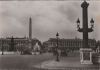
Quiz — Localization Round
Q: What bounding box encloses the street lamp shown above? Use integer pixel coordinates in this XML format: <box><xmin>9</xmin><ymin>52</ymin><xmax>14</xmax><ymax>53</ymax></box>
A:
<box><xmin>2</xmin><ymin>40</ymin><xmax>4</xmax><ymax>55</ymax></box>
<box><xmin>90</xmin><ymin>18</ymin><xmax>94</xmax><ymax>29</ymax></box>
<box><xmin>56</xmin><ymin>32</ymin><xmax>59</xmax><ymax>61</ymax></box>
<box><xmin>76</xmin><ymin>1</ymin><xmax>94</xmax><ymax>64</ymax></box>
<box><xmin>76</xmin><ymin>18</ymin><xmax>80</xmax><ymax>29</ymax></box>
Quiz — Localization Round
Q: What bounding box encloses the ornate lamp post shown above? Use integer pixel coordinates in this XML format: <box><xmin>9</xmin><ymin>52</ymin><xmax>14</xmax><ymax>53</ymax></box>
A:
<box><xmin>2</xmin><ymin>40</ymin><xmax>4</xmax><ymax>55</ymax></box>
<box><xmin>56</xmin><ymin>32</ymin><xmax>59</xmax><ymax>61</ymax></box>
<box><xmin>76</xmin><ymin>0</ymin><xmax>94</xmax><ymax>64</ymax></box>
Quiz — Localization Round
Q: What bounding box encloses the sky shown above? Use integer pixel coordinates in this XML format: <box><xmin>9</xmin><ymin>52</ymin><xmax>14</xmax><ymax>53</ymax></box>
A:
<box><xmin>0</xmin><ymin>0</ymin><xmax>100</xmax><ymax>42</ymax></box>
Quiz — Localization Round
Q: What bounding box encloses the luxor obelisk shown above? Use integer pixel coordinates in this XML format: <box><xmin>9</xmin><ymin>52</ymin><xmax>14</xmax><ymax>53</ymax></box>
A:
<box><xmin>29</xmin><ymin>17</ymin><xmax>32</xmax><ymax>50</ymax></box>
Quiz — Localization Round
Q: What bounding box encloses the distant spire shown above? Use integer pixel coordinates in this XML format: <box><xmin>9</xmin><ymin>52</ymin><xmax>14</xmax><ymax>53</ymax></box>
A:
<box><xmin>29</xmin><ymin>17</ymin><xmax>32</xmax><ymax>40</ymax></box>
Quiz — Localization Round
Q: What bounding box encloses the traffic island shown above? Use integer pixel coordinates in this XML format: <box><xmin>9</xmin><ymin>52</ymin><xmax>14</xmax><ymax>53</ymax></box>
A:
<box><xmin>33</xmin><ymin>56</ymin><xmax>100</xmax><ymax>70</ymax></box>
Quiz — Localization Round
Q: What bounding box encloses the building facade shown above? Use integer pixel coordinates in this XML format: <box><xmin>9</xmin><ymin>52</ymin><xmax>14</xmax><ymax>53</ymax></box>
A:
<box><xmin>0</xmin><ymin>37</ymin><xmax>42</xmax><ymax>52</ymax></box>
<box><xmin>43</xmin><ymin>38</ymin><xmax>97</xmax><ymax>52</ymax></box>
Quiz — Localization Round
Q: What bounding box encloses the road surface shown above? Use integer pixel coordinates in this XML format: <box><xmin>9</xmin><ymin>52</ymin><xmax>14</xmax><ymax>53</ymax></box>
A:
<box><xmin>0</xmin><ymin>53</ymin><xmax>54</xmax><ymax>70</ymax></box>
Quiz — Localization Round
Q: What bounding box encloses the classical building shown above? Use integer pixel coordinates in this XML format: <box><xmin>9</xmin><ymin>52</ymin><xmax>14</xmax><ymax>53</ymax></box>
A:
<box><xmin>43</xmin><ymin>38</ymin><xmax>96</xmax><ymax>52</ymax></box>
<box><xmin>0</xmin><ymin>37</ymin><xmax>42</xmax><ymax>52</ymax></box>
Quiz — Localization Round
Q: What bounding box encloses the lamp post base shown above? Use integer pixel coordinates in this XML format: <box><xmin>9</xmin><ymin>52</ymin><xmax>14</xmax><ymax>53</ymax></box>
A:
<box><xmin>80</xmin><ymin>48</ymin><xmax>93</xmax><ymax>64</ymax></box>
<box><xmin>56</xmin><ymin>59</ymin><xmax>59</xmax><ymax>62</ymax></box>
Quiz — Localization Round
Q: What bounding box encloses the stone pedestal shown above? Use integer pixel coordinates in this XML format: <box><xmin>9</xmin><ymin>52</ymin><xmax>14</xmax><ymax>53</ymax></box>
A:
<box><xmin>80</xmin><ymin>48</ymin><xmax>93</xmax><ymax>64</ymax></box>
<box><xmin>92</xmin><ymin>52</ymin><xmax>100</xmax><ymax>64</ymax></box>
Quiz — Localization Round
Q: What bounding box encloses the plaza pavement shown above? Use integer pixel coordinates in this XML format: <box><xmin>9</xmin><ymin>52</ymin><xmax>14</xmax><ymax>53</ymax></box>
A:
<box><xmin>0</xmin><ymin>52</ymin><xmax>99</xmax><ymax>70</ymax></box>
<box><xmin>34</xmin><ymin>56</ymin><xmax>100</xmax><ymax>70</ymax></box>
<box><xmin>0</xmin><ymin>53</ymin><xmax>54</xmax><ymax>70</ymax></box>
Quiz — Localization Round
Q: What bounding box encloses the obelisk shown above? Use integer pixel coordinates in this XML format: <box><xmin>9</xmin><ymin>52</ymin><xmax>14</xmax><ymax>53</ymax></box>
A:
<box><xmin>29</xmin><ymin>17</ymin><xmax>32</xmax><ymax>40</ymax></box>
<box><xmin>29</xmin><ymin>17</ymin><xmax>32</xmax><ymax>49</ymax></box>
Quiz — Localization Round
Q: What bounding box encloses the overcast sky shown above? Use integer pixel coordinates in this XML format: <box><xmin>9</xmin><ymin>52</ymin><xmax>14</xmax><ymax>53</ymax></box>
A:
<box><xmin>0</xmin><ymin>1</ymin><xmax>100</xmax><ymax>42</ymax></box>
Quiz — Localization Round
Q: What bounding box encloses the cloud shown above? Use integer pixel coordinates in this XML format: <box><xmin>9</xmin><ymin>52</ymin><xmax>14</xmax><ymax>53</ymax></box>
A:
<box><xmin>0</xmin><ymin>1</ymin><xmax>100</xmax><ymax>42</ymax></box>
